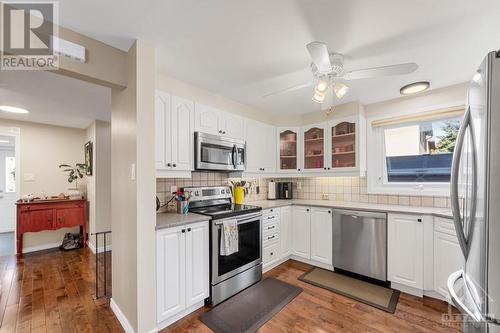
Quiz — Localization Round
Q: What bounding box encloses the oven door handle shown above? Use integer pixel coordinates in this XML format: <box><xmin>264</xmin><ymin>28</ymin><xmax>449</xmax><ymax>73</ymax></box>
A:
<box><xmin>214</xmin><ymin>214</ymin><xmax>261</xmax><ymax>226</ymax></box>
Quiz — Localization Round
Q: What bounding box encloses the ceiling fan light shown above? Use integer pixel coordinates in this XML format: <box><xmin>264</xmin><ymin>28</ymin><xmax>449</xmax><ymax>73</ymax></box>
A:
<box><xmin>400</xmin><ymin>81</ymin><xmax>430</xmax><ymax>95</ymax></box>
<box><xmin>333</xmin><ymin>83</ymin><xmax>349</xmax><ymax>99</ymax></box>
<box><xmin>315</xmin><ymin>80</ymin><xmax>329</xmax><ymax>93</ymax></box>
<box><xmin>312</xmin><ymin>91</ymin><xmax>327</xmax><ymax>103</ymax></box>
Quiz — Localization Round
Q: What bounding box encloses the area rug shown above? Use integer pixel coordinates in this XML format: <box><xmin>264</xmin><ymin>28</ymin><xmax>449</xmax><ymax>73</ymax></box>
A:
<box><xmin>298</xmin><ymin>267</ymin><xmax>400</xmax><ymax>313</ymax></box>
<box><xmin>199</xmin><ymin>277</ymin><xmax>302</xmax><ymax>333</ymax></box>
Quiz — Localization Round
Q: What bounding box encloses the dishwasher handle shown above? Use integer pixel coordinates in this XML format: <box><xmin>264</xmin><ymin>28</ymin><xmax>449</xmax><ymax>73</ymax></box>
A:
<box><xmin>331</xmin><ymin>209</ymin><xmax>387</xmax><ymax>220</ymax></box>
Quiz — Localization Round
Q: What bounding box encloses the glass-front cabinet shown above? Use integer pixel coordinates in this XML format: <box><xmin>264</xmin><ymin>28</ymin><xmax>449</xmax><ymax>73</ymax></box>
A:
<box><xmin>302</xmin><ymin>124</ymin><xmax>327</xmax><ymax>172</ymax></box>
<box><xmin>277</xmin><ymin>128</ymin><xmax>300</xmax><ymax>172</ymax></box>
<box><xmin>327</xmin><ymin>115</ymin><xmax>366</xmax><ymax>175</ymax></box>
<box><xmin>331</xmin><ymin>121</ymin><xmax>356</xmax><ymax>168</ymax></box>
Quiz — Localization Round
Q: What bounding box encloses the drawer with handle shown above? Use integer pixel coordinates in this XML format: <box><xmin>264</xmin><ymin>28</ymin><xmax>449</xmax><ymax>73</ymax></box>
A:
<box><xmin>263</xmin><ymin>243</ymin><xmax>280</xmax><ymax>264</ymax></box>
<box><xmin>263</xmin><ymin>231</ymin><xmax>279</xmax><ymax>246</ymax></box>
<box><xmin>263</xmin><ymin>221</ymin><xmax>279</xmax><ymax>237</ymax></box>
<box><xmin>263</xmin><ymin>208</ymin><xmax>280</xmax><ymax>219</ymax></box>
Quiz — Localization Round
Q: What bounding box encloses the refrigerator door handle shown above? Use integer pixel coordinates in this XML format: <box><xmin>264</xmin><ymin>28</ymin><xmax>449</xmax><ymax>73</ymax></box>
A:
<box><xmin>447</xmin><ymin>269</ymin><xmax>483</xmax><ymax>323</ymax></box>
<box><xmin>450</xmin><ymin>107</ymin><xmax>471</xmax><ymax>258</ymax></box>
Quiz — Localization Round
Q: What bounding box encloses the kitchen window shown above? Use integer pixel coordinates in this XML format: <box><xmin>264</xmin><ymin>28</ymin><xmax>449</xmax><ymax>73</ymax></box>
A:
<box><xmin>367</xmin><ymin>106</ymin><xmax>464</xmax><ymax>196</ymax></box>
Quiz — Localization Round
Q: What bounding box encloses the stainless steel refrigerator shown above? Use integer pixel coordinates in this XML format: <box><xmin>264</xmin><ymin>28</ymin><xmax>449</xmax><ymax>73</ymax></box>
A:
<box><xmin>448</xmin><ymin>50</ymin><xmax>500</xmax><ymax>333</ymax></box>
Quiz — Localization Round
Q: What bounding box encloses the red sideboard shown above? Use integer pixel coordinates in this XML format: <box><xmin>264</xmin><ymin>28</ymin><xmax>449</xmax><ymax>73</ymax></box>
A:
<box><xmin>16</xmin><ymin>199</ymin><xmax>87</xmax><ymax>258</ymax></box>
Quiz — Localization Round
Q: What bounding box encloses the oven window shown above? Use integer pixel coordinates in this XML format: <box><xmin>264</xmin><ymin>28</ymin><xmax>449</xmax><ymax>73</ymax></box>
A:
<box><xmin>201</xmin><ymin>143</ymin><xmax>233</xmax><ymax>166</ymax></box>
<box><xmin>218</xmin><ymin>221</ymin><xmax>260</xmax><ymax>276</ymax></box>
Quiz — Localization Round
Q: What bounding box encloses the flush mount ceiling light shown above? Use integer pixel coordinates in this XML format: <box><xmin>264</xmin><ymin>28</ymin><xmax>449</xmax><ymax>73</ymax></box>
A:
<box><xmin>0</xmin><ymin>105</ymin><xmax>29</xmax><ymax>114</ymax></box>
<box><xmin>400</xmin><ymin>81</ymin><xmax>430</xmax><ymax>95</ymax></box>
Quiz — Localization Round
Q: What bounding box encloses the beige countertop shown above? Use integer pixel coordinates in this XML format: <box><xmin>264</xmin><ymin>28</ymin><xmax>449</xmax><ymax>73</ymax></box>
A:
<box><xmin>156</xmin><ymin>211</ymin><xmax>210</xmax><ymax>230</ymax></box>
<box><xmin>250</xmin><ymin>199</ymin><xmax>453</xmax><ymax>219</ymax></box>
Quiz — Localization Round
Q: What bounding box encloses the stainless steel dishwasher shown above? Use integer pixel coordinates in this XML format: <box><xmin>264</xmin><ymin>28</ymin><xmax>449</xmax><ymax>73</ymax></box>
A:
<box><xmin>332</xmin><ymin>209</ymin><xmax>387</xmax><ymax>281</ymax></box>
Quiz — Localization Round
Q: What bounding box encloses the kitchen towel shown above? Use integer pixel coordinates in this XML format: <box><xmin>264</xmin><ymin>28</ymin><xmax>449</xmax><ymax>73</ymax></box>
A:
<box><xmin>220</xmin><ymin>219</ymin><xmax>238</xmax><ymax>256</ymax></box>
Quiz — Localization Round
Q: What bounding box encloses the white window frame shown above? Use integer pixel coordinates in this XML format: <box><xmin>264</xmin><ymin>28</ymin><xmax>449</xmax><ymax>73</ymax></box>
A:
<box><xmin>367</xmin><ymin>104</ymin><xmax>464</xmax><ymax>197</ymax></box>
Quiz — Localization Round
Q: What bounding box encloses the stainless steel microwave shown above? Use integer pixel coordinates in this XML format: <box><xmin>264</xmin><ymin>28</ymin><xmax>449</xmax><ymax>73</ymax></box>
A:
<box><xmin>195</xmin><ymin>132</ymin><xmax>246</xmax><ymax>171</ymax></box>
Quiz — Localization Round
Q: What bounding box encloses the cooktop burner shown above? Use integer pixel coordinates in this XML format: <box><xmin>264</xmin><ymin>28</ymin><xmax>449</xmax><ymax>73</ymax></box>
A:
<box><xmin>190</xmin><ymin>203</ymin><xmax>261</xmax><ymax>219</ymax></box>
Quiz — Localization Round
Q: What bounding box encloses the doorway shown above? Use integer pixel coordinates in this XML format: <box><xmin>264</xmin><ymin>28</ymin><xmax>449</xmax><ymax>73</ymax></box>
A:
<box><xmin>0</xmin><ymin>131</ymin><xmax>19</xmax><ymax>256</ymax></box>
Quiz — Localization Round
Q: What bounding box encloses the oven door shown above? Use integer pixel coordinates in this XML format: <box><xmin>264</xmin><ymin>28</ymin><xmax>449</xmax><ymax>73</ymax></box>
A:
<box><xmin>211</xmin><ymin>212</ymin><xmax>262</xmax><ymax>284</ymax></box>
<box><xmin>195</xmin><ymin>132</ymin><xmax>246</xmax><ymax>171</ymax></box>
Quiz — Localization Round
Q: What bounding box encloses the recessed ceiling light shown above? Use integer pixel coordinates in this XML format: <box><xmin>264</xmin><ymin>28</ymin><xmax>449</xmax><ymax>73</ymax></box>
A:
<box><xmin>0</xmin><ymin>105</ymin><xmax>29</xmax><ymax>114</ymax></box>
<box><xmin>400</xmin><ymin>81</ymin><xmax>430</xmax><ymax>95</ymax></box>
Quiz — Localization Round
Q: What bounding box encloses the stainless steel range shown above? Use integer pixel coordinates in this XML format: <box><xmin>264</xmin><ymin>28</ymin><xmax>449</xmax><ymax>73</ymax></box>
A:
<box><xmin>185</xmin><ymin>186</ymin><xmax>262</xmax><ymax>305</ymax></box>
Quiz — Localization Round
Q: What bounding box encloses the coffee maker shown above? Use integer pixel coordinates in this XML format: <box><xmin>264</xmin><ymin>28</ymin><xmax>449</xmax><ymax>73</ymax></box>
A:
<box><xmin>268</xmin><ymin>181</ymin><xmax>293</xmax><ymax>200</ymax></box>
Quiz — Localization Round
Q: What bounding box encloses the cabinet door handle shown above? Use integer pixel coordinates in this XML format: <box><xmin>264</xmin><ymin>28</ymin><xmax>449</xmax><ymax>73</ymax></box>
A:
<box><xmin>267</xmin><ymin>226</ymin><xmax>275</xmax><ymax>230</ymax></box>
<box><xmin>218</xmin><ymin>130</ymin><xmax>222</xmax><ymax>134</ymax></box>
<box><xmin>267</xmin><ymin>235</ymin><xmax>275</xmax><ymax>240</ymax></box>
<box><xmin>306</xmin><ymin>208</ymin><xmax>310</xmax><ymax>212</ymax></box>
<box><xmin>223</xmin><ymin>131</ymin><xmax>226</xmax><ymax>134</ymax></box>
<box><xmin>187</xmin><ymin>228</ymin><xmax>191</xmax><ymax>232</ymax></box>
<box><xmin>298</xmin><ymin>168</ymin><xmax>301</xmax><ymax>171</ymax></box>
<box><xmin>181</xmin><ymin>229</ymin><xmax>186</xmax><ymax>233</ymax></box>
<box><xmin>328</xmin><ymin>210</ymin><xmax>331</xmax><ymax>214</ymax></box>
<box><xmin>167</xmin><ymin>163</ymin><xmax>171</xmax><ymax>167</ymax></box>
<box><xmin>270</xmin><ymin>252</ymin><xmax>274</xmax><ymax>256</ymax></box>
<box><xmin>172</xmin><ymin>163</ymin><xmax>177</xmax><ymax>168</ymax></box>
<box><xmin>417</xmin><ymin>218</ymin><xmax>422</xmax><ymax>223</ymax></box>
<box><xmin>324</xmin><ymin>167</ymin><xmax>326</xmax><ymax>170</ymax></box>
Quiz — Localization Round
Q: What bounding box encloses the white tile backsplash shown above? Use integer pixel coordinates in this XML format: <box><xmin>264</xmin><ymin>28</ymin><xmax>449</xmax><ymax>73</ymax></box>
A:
<box><xmin>157</xmin><ymin>175</ymin><xmax>451</xmax><ymax>210</ymax></box>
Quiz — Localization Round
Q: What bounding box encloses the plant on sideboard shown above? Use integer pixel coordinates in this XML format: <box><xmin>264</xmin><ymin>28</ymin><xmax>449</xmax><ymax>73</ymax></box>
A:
<box><xmin>59</xmin><ymin>163</ymin><xmax>87</xmax><ymax>199</ymax></box>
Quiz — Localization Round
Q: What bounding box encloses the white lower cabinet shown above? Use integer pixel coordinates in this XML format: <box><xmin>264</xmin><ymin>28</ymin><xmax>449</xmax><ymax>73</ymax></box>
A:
<box><xmin>157</xmin><ymin>222</ymin><xmax>209</xmax><ymax>327</ymax></box>
<box><xmin>387</xmin><ymin>213</ymin><xmax>424</xmax><ymax>290</ymax></box>
<box><xmin>292</xmin><ymin>206</ymin><xmax>311</xmax><ymax>259</ymax></box>
<box><xmin>433</xmin><ymin>217</ymin><xmax>464</xmax><ymax>300</ymax></box>
<box><xmin>310</xmin><ymin>207</ymin><xmax>333</xmax><ymax>265</ymax></box>
<box><xmin>280</xmin><ymin>206</ymin><xmax>292</xmax><ymax>257</ymax></box>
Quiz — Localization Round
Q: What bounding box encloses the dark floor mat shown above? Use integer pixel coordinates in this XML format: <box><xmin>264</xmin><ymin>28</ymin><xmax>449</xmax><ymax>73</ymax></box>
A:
<box><xmin>200</xmin><ymin>277</ymin><xmax>302</xmax><ymax>333</ymax></box>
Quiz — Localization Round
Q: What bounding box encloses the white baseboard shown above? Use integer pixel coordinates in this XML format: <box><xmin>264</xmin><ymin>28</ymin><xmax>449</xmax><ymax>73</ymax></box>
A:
<box><xmin>290</xmin><ymin>255</ymin><xmax>334</xmax><ymax>271</ymax></box>
<box><xmin>390</xmin><ymin>282</ymin><xmax>424</xmax><ymax>297</ymax></box>
<box><xmin>156</xmin><ymin>300</ymin><xmax>204</xmax><ymax>331</ymax></box>
<box><xmin>22</xmin><ymin>242</ymin><xmax>61</xmax><ymax>254</ymax></box>
<box><xmin>110</xmin><ymin>298</ymin><xmax>135</xmax><ymax>333</ymax></box>
<box><xmin>88</xmin><ymin>241</ymin><xmax>112</xmax><ymax>254</ymax></box>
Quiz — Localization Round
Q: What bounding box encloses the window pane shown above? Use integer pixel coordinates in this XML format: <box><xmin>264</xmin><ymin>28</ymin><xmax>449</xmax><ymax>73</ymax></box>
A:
<box><xmin>5</xmin><ymin>156</ymin><xmax>15</xmax><ymax>192</ymax></box>
<box><xmin>384</xmin><ymin>117</ymin><xmax>461</xmax><ymax>183</ymax></box>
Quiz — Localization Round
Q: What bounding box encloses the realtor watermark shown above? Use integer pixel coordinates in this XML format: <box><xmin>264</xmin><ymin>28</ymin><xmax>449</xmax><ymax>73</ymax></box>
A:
<box><xmin>0</xmin><ymin>1</ymin><xmax>59</xmax><ymax>70</ymax></box>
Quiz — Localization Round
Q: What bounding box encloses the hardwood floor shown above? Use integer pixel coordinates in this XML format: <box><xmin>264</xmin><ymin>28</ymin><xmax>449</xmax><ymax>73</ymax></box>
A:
<box><xmin>1</xmin><ymin>250</ymin><xmax>460</xmax><ymax>333</ymax></box>
<box><xmin>162</xmin><ymin>260</ymin><xmax>461</xmax><ymax>333</ymax></box>
<box><xmin>0</xmin><ymin>248</ymin><xmax>121</xmax><ymax>333</ymax></box>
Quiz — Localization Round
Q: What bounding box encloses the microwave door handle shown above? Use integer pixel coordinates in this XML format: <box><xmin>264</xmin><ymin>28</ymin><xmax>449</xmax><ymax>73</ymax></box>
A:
<box><xmin>231</xmin><ymin>145</ymin><xmax>237</xmax><ymax>168</ymax></box>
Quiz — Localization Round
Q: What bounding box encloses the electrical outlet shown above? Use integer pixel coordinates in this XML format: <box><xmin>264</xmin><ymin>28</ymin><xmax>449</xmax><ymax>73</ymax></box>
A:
<box><xmin>322</xmin><ymin>193</ymin><xmax>329</xmax><ymax>200</ymax></box>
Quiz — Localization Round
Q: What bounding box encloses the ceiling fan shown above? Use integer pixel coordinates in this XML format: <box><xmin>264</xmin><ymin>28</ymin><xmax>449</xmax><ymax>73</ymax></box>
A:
<box><xmin>263</xmin><ymin>41</ymin><xmax>418</xmax><ymax>103</ymax></box>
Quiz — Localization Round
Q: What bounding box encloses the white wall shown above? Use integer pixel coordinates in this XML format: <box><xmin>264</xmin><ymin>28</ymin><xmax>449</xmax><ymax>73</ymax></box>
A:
<box><xmin>0</xmin><ymin>119</ymin><xmax>86</xmax><ymax>251</ymax></box>
<box><xmin>85</xmin><ymin>120</ymin><xmax>111</xmax><ymax>251</ymax></box>
<box><xmin>111</xmin><ymin>41</ymin><xmax>156</xmax><ymax>333</ymax></box>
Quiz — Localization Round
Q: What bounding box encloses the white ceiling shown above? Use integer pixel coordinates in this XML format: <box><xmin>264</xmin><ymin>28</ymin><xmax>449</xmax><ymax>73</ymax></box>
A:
<box><xmin>55</xmin><ymin>1</ymin><xmax>500</xmax><ymax>115</ymax></box>
<box><xmin>0</xmin><ymin>71</ymin><xmax>111</xmax><ymax>129</ymax></box>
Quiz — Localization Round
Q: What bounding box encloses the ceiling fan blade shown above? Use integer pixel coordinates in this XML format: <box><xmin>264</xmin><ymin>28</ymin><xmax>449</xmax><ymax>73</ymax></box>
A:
<box><xmin>344</xmin><ymin>62</ymin><xmax>418</xmax><ymax>80</ymax></box>
<box><xmin>262</xmin><ymin>81</ymin><xmax>314</xmax><ymax>98</ymax></box>
<box><xmin>306</xmin><ymin>41</ymin><xmax>332</xmax><ymax>74</ymax></box>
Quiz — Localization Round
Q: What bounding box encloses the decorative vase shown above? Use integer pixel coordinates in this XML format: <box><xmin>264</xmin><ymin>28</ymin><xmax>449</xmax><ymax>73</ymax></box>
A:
<box><xmin>67</xmin><ymin>188</ymin><xmax>84</xmax><ymax>200</ymax></box>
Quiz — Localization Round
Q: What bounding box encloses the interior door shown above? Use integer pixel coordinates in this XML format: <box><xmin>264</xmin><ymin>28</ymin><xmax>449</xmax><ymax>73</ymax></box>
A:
<box><xmin>0</xmin><ymin>144</ymin><xmax>16</xmax><ymax>232</ymax></box>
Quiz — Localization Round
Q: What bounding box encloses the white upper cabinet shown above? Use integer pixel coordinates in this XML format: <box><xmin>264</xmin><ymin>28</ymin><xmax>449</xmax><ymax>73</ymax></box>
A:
<box><xmin>387</xmin><ymin>213</ymin><xmax>424</xmax><ymax>290</ymax></box>
<box><xmin>171</xmin><ymin>96</ymin><xmax>194</xmax><ymax>171</ymax></box>
<box><xmin>194</xmin><ymin>103</ymin><xmax>221</xmax><ymax>136</ymax></box>
<box><xmin>277</xmin><ymin>127</ymin><xmax>301</xmax><ymax>173</ymax></box>
<box><xmin>301</xmin><ymin>123</ymin><xmax>328</xmax><ymax>172</ymax></box>
<box><xmin>310</xmin><ymin>207</ymin><xmax>333</xmax><ymax>265</ymax></box>
<box><xmin>327</xmin><ymin>114</ymin><xmax>366</xmax><ymax>175</ymax></box>
<box><xmin>155</xmin><ymin>91</ymin><xmax>194</xmax><ymax>175</ymax></box>
<box><xmin>244</xmin><ymin>119</ymin><xmax>275</xmax><ymax>173</ymax></box>
<box><xmin>194</xmin><ymin>103</ymin><xmax>244</xmax><ymax>140</ymax></box>
<box><xmin>221</xmin><ymin>112</ymin><xmax>244</xmax><ymax>139</ymax></box>
<box><xmin>155</xmin><ymin>91</ymin><xmax>171</xmax><ymax>169</ymax></box>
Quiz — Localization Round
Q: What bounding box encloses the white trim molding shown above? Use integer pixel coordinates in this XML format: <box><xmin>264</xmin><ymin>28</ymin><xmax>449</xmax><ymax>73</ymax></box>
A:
<box><xmin>22</xmin><ymin>242</ymin><xmax>60</xmax><ymax>254</ymax></box>
<box><xmin>110</xmin><ymin>298</ymin><xmax>135</xmax><ymax>333</ymax></box>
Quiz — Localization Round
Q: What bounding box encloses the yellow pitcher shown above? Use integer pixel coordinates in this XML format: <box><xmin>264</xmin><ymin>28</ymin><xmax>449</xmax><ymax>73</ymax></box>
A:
<box><xmin>233</xmin><ymin>186</ymin><xmax>244</xmax><ymax>204</ymax></box>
